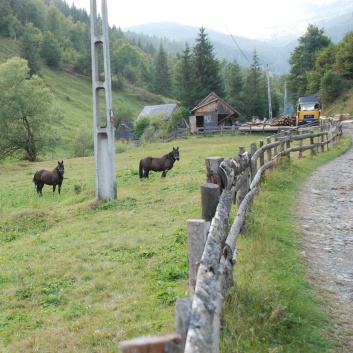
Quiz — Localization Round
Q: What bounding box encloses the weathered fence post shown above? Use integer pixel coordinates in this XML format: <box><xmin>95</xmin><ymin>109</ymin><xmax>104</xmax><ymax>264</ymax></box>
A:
<box><xmin>310</xmin><ymin>128</ymin><xmax>315</xmax><ymax>155</ymax></box>
<box><xmin>187</xmin><ymin>219</ymin><xmax>208</xmax><ymax>299</ymax></box>
<box><xmin>298</xmin><ymin>129</ymin><xmax>303</xmax><ymax>158</ymax></box>
<box><xmin>205</xmin><ymin>157</ymin><xmax>224</xmax><ymax>193</ymax></box>
<box><xmin>175</xmin><ymin>298</ymin><xmax>192</xmax><ymax>352</ymax></box>
<box><xmin>266</xmin><ymin>137</ymin><xmax>272</xmax><ymax>164</ymax></box>
<box><xmin>285</xmin><ymin>131</ymin><xmax>291</xmax><ymax>158</ymax></box>
<box><xmin>274</xmin><ymin>135</ymin><xmax>278</xmax><ymax>156</ymax></box>
<box><xmin>201</xmin><ymin>183</ymin><xmax>220</xmax><ymax>222</ymax></box>
<box><xmin>319</xmin><ymin>126</ymin><xmax>324</xmax><ymax>153</ymax></box>
<box><xmin>259</xmin><ymin>140</ymin><xmax>264</xmax><ymax>167</ymax></box>
<box><xmin>250</xmin><ymin>142</ymin><xmax>257</xmax><ymax>181</ymax></box>
<box><xmin>280</xmin><ymin>130</ymin><xmax>285</xmax><ymax>154</ymax></box>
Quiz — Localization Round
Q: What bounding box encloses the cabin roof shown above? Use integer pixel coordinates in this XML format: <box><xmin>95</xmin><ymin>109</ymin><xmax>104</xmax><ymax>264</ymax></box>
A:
<box><xmin>190</xmin><ymin>92</ymin><xmax>240</xmax><ymax>117</ymax></box>
<box><xmin>138</xmin><ymin>103</ymin><xmax>178</xmax><ymax>119</ymax></box>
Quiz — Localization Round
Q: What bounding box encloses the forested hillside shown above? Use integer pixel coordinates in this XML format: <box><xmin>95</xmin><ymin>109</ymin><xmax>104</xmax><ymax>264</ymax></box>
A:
<box><xmin>0</xmin><ymin>0</ymin><xmax>353</xmax><ymax>162</ymax></box>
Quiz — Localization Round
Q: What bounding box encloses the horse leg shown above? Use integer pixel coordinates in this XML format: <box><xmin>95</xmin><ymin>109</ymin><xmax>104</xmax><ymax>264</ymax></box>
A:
<box><xmin>39</xmin><ymin>183</ymin><xmax>44</xmax><ymax>196</ymax></box>
<box><xmin>58</xmin><ymin>183</ymin><xmax>61</xmax><ymax>195</ymax></box>
<box><xmin>144</xmin><ymin>169</ymin><xmax>149</xmax><ymax>178</ymax></box>
<box><xmin>162</xmin><ymin>170</ymin><xmax>166</xmax><ymax>177</ymax></box>
<box><xmin>53</xmin><ymin>184</ymin><xmax>56</xmax><ymax>194</ymax></box>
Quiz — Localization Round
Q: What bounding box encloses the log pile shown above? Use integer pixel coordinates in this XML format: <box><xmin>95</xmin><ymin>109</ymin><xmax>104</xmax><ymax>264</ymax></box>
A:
<box><xmin>333</xmin><ymin>113</ymin><xmax>351</xmax><ymax>121</ymax></box>
<box><xmin>271</xmin><ymin>115</ymin><xmax>296</xmax><ymax>126</ymax></box>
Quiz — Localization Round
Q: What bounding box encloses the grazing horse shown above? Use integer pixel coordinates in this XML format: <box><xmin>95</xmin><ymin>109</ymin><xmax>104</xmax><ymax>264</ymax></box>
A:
<box><xmin>139</xmin><ymin>147</ymin><xmax>179</xmax><ymax>178</ymax></box>
<box><xmin>33</xmin><ymin>161</ymin><xmax>65</xmax><ymax>196</ymax></box>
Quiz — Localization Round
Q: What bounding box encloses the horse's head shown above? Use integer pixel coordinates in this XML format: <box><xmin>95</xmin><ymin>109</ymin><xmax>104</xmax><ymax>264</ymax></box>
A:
<box><xmin>57</xmin><ymin>160</ymin><xmax>65</xmax><ymax>175</ymax></box>
<box><xmin>173</xmin><ymin>147</ymin><xmax>180</xmax><ymax>161</ymax></box>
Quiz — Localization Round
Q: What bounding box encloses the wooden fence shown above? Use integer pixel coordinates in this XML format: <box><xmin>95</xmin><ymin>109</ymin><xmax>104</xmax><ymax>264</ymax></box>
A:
<box><xmin>119</xmin><ymin>122</ymin><xmax>343</xmax><ymax>353</ymax></box>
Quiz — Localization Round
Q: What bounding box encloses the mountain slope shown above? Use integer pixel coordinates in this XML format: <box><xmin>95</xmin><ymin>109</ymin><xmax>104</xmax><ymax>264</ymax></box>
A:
<box><xmin>124</xmin><ymin>3</ymin><xmax>353</xmax><ymax>74</ymax></box>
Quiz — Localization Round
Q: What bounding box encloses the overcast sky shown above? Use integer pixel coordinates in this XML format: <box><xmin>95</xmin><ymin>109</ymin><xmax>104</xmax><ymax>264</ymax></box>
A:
<box><xmin>68</xmin><ymin>0</ymin><xmax>337</xmax><ymax>39</ymax></box>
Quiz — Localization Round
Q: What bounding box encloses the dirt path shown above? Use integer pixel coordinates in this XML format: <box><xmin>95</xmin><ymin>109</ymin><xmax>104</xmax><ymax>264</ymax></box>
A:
<box><xmin>295</xmin><ymin>122</ymin><xmax>353</xmax><ymax>351</ymax></box>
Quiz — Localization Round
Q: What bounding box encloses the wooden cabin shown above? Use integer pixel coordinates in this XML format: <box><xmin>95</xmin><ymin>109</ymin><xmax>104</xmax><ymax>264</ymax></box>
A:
<box><xmin>189</xmin><ymin>92</ymin><xmax>240</xmax><ymax>133</ymax></box>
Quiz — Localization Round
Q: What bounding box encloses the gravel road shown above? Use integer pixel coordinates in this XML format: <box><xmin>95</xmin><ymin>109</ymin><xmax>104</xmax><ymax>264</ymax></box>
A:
<box><xmin>295</xmin><ymin>121</ymin><xmax>353</xmax><ymax>352</ymax></box>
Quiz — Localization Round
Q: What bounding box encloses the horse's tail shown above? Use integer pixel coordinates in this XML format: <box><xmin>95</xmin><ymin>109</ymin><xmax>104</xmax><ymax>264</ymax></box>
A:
<box><xmin>33</xmin><ymin>171</ymin><xmax>39</xmax><ymax>186</ymax></box>
<box><xmin>139</xmin><ymin>160</ymin><xmax>143</xmax><ymax>178</ymax></box>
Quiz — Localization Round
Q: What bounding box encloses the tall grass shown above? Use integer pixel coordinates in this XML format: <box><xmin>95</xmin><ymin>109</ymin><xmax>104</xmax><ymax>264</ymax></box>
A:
<box><xmin>0</xmin><ymin>132</ymin><xmax>350</xmax><ymax>352</ymax></box>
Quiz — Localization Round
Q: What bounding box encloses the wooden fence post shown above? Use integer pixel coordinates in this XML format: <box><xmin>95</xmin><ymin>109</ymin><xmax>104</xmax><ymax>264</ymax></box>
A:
<box><xmin>186</xmin><ymin>219</ymin><xmax>208</xmax><ymax>299</ymax></box>
<box><xmin>285</xmin><ymin>132</ymin><xmax>291</xmax><ymax>158</ymax></box>
<box><xmin>298</xmin><ymin>129</ymin><xmax>303</xmax><ymax>158</ymax></box>
<box><xmin>280</xmin><ymin>130</ymin><xmax>285</xmax><ymax>154</ymax></box>
<box><xmin>274</xmin><ymin>135</ymin><xmax>278</xmax><ymax>156</ymax></box>
<box><xmin>205</xmin><ymin>157</ymin><xmax>224</xmax><ymax>193</ymax></box>
<box><xmin>319</xmin><ymin>126</ymin><xmax>324</xmax><ymax>153</ymax></box>
<box><xmin>250</xmin><ymin>142</ymin><xmax>257</xmax><ymax>181</ymax></box>
<box><xmin>266</xmin><ymin>137</ymin><xmax>272</xmax><ymax>164</ymax></box>
<box><xmin>259</xmin><ymin>140</ymin><xmax>264</xmax><ymax>167</ymax></box>
<box><xmin>201</xmin><ymin>183</ymin><xmax>220</xmax><ymax>222</ymax></box>
<box><xmin>310</xmin><ymin>128</ymin><xmax>315</xmax><ymax>156</ymax></box>
<box><xmin>175</xmin><ymin>298</ymin><xmax>192</xmax><ymax>352</ymax></box>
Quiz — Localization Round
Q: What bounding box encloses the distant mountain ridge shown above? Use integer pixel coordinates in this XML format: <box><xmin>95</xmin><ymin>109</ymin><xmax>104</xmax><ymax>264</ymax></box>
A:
<box><xmin>123</xmin><ymin>1</ymin><xmax>353</xmax><ymax>75</ymax></box>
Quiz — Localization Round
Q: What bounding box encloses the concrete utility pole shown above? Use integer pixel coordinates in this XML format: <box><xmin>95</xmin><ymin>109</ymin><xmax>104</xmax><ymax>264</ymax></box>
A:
<box><xmin>266</xmin><ymin>65</ymin><xmax>273</xmax><ymax>123</ymax></box>
<box><xmin>90</xmin><ymin>0</ymin><xmax>117</xmax><ymax>200</ymax></box>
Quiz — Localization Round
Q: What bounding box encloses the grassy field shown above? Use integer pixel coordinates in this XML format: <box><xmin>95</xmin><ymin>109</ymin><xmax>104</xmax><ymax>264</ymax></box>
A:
<box><xmin>0</xmin><ymin>131</ymin><xmax>351</xmax><ymax>352</ymax></box>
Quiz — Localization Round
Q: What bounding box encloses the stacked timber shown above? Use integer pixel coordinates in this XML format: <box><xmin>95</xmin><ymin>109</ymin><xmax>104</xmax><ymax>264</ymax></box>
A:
<box><xmin>333</xmin><ymin>113</ymin><xmax>351</xmax><ymax>121</ymax></box>
<box><xmin>271</xmin><ymin>116</ymin><xmax>296</xmax><ymax>126</ymax></box>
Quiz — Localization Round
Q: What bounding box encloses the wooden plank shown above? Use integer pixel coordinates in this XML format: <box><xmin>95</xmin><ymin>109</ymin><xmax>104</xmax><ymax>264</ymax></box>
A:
<box><xmin>120</xmin><ymin>334</ymin><xmax>181</xmax><ymax>353</ymax></box>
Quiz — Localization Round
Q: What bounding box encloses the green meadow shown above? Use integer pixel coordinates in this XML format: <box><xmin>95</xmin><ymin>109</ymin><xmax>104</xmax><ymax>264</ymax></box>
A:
<box><xmin>0</xmin><ymin>131</ymin><xmax>351</xmax><ymax>352</ymax></box>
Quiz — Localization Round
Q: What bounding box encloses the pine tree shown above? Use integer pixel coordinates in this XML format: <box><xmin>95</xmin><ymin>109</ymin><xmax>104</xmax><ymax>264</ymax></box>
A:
<box><xmin>153</xmin><ymin>44</ymin><xmax>171</xmax><ymax>97</ymax></box>
<box><xmin>224</xmin><ymin>60</ymin><xmax>245</xmax><ymax>111</ymax></box>
<box><xmin>173</xmin><ymin>43</ymin><xmax>202</xmax><ymax>109</ymax></box>
<box><xmin>193</xmin><ymin>27</ymin><xmax>224</xmax><ymax>100</ymax></box>
<box><xmin>242</xmin><ymin>50</ymin><xmax>267</xmax><ymax>119</ymax></box>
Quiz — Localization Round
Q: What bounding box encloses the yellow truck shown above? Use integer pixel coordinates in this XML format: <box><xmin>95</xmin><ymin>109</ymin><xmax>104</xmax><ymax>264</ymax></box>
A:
<box><xmin>296</xmin><ymin>96</ymin><xmax>321</xmax><ymax>125</ymax></box>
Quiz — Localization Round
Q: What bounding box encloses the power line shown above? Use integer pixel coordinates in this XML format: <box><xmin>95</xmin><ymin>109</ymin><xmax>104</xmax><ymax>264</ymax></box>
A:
<box><xmin>224</xmin><ymin>23</ymin><xmax>252</xmax><ymax>65</ymax></box>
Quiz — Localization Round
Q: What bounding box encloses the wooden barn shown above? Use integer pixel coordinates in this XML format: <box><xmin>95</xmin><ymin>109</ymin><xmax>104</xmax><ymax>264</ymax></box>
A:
<box><xmin>189</xmin><ymin>92</ymin><xmax>240</xmax><ymax>133</ymax></box>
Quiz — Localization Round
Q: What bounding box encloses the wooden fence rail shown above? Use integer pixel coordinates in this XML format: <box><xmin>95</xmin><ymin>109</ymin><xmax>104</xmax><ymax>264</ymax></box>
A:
<box><xmin>120</xmin><ymin>123</ymin><xmax>343</xmax><ymax>353</ymax></box>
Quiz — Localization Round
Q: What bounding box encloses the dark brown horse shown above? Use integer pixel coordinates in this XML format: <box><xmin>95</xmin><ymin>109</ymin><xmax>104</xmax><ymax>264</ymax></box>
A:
<box><xmin>139</xmin><ymin>147</ymin><xmax>179</xmax><ymax>178</ymax></box>
<box><xmin>33</xmin><ymin>161</ymin><xmax>65</xmax><ymax>196</ymax></box>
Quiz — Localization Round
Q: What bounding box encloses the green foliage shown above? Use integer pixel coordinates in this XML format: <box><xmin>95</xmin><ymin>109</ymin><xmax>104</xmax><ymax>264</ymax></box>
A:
<box><xmin>172</xmin><ymin>43</ymin><xmax>202</xmax><ymax>109</ymax></box>
<box><xmin>193</xmin><ymin>27</ymin><xmax>225</xmax><ymax>99</ymax></box>
<box><xmin>166</xmin><ymin>106</ymin><xmax>189</xmax><ymax>133</ymax></box>
<box><xmin>320</xmin><ymin>70</ymin><xmax>344</xmax><ymax>104</ymax></box>
<box><xmin>20</xmin><ymin>23</ymin><xmax>42</xmax><ymax>76</ymax></box>
<box><xmin>288</xmin><ymin>25</ymin><xmax>332</xmax><ymax>100</ymax></box>
<box><xmin>335</xmin><ymin>31</ymin><xmax>353</xmax><ymax>81</ymax></box>
<box><xmin>0</xmin><ymin>57</ymin><xmax>62</xmax><ymax>161</ymax></box>
<box><xmin>134</xmin><ymin>117</ymin><xmax>150</xmax><ymax>138</ymax></box>
<box><xmin>242</xmin><ymin>50</ymin><xmax>268</xmax><ymax>119</ymax></box>
<box><xmin>153</xmin><ymin>44</ymin><xmax>171</xmax><ymax>97</ymax></box>
<box><xmin>39</xmin><ymin>31</ymin><xmax>62</xmax><ymax>67</ymax></box>
<box><xmin>73</xmin><ymin>125</ymin><xmax>94</xmax><ymax>157</ymax></box>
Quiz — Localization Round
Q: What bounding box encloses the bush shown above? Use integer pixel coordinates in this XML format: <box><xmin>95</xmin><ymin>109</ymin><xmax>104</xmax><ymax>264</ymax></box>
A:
<box><xmin>72</xmin><ymin>126</ymin><xmax>94</xmax><ymax>157</ymax></box>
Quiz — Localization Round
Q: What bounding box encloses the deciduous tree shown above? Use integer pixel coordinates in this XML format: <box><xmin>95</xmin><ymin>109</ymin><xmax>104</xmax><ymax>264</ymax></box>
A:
<box><xmin>0</xmin><ymin>58</ymin><xmax>62</xmax><ymax>162</ymax></box>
